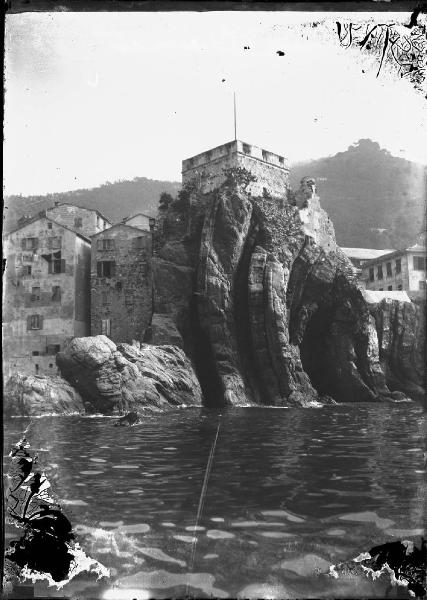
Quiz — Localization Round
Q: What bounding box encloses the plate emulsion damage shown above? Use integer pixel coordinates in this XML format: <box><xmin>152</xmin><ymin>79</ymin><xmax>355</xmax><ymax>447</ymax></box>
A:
<box><xmin>3</xmin><ymin>433</ymin><xmax>109</xmax><ymax>596</ymax></box>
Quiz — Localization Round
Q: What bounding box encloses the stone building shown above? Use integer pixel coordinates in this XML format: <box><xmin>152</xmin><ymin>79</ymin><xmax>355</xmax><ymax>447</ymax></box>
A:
<box><xmin>3</xmin><ymin>215</ymin><xmax>91</xmax><ymax>376</ymax></box>
<box><xmin>182</xmin><ymin>139</ymin><xmax>289</xmax><ymax>198</ymax></box>
<box><xmin>90</xmin><ymin>224</ymin><xmax>153</xmax><ymax>343</ymax></box>
<box><xmin>46</xmin><ymin>202</ymin><xmax>111</xmax><ymax>237</ymax></box>
<box><xmin>361</xmin><ymin>240</ymin><xmax>426</xmax><ymax>295</ymax></box>
<box><xmin>123</xmin><ymin>213</ymin><xmax>155</xmax><ymax>232</ymax></box>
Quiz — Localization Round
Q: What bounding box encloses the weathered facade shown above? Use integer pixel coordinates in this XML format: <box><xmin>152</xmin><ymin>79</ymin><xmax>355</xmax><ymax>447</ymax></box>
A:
<box><xmin>90</xmin><ymin>225</ymin><xmax>153</xmax><ymax>343</ymax></box>
<box><xmin>122</xmin><ymin>213</ymin><xmax>155</xmax><ymax>232</ymax></box>
<box><xmin>362</xmin><ymin>241</ymin><xmax>426</xmax><ymax>295</ymax></box>
<box><xmin>3</xmin><ymin>216</ymin><xmax>91</xmax><ymax>376</ymax></box>
<box><xmin>46</xmin><ymin>202</ymin><xmax>111</xmax><ymax>237</ymax></box>
<box><xmin>182</xmin><ymin>139</ymin><xmax>289</xmax><ymax>198</ymax></box>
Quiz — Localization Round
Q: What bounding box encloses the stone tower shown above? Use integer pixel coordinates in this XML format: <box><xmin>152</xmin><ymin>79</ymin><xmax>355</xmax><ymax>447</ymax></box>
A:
<box><xmin>182</xmin><ymin>140</ymin><xmax>289</xmax><ymax>199</ymax></box>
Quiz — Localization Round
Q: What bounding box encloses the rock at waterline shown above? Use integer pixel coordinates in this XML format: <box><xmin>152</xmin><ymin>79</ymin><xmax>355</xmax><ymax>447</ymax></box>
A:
<box><xmin>4</xmin><ymin>372</ymin><xmax>85</xmax><ymax>417</ymax></box>
<box><xmin>57</xmin><ymin>335</ymin><xmax>202</xmax><ymax>414</ymax></box>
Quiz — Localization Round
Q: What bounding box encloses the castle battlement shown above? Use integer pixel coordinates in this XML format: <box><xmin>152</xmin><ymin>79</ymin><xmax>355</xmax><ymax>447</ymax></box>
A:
<box><xmin>182</xmin><ymin>140</ymin><xmax>289</xmax><ymax>199</ymax></box>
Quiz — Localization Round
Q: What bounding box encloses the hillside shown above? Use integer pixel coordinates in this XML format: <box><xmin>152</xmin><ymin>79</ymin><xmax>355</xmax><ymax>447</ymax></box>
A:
<box><xmin>290</xmin><ymin>139</ymin><xmax>426</xmax><ymax>250</ymax></box>
<box><xmin>4</xmin><ymin>140</ymin><xmax>425</xmax><ymax>249</ymax></box>
<box><xmin>3</xmin><ymin>177</ymin><xmax>181</xmax><ymax>233</ymax></box>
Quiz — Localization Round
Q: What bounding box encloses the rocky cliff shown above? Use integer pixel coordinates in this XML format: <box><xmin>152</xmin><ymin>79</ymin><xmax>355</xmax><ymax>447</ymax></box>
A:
<box><xmin>56</xmin><ymin>335</ymin><xmax>202</xmax><ymax>414</ymax></box>
<box><xmin>4</xmin><ymin>372</ymin><xmax>85</xmax><ymax>417</ymax></box>
<box><xmin>150</xmin><ymin>173</ymin><xmax>425</xmax><ymax>407</ymax></box>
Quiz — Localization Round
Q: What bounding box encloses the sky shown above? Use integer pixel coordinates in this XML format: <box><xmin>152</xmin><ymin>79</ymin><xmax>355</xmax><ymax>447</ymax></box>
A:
<box><xmin>4</xmin><ymin>10</ymin><xmax>427</xmax><ymax>196</ymax></box>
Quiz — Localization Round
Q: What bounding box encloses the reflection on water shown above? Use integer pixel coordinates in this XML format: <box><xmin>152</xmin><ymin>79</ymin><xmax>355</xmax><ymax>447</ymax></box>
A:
<box><xmin>3</xmin><ymin>403</ymin><xmax>425</xmax><ymax>599</ymax></box>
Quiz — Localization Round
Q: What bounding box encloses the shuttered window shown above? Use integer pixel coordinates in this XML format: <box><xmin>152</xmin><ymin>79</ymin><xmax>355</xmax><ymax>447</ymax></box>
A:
<box><xmin>97</xmin><ymin>261</ymin><xmax>115</xmax><ymax>277</ymax></box>
<box><xmin>101</xmin><ymin>319</ymin><xmax>111</xmax><ymax>336</ymax></box>
<box><xmin>27</xmin><ymin>314</ymin><xmax>43</xmax><ymax>330</ymax></box>
<box><xmin>21</xmin><ymin>238</ymin><xmax>38</xmax><ymax>250</ymax></box>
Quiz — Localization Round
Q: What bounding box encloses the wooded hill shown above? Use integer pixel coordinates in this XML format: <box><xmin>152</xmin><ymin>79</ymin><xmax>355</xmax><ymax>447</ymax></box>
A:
<box><xmin>4</xmin><ymin>140</ymin><xmax>425</xmax><ymax>249</ymax></box>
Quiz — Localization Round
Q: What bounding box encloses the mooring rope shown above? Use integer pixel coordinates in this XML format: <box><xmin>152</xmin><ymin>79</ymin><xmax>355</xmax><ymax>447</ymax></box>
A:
<box><xmin>186</xmin><ymin>416</ymin><xmax>221</xmax><ymax>597</ymax></box>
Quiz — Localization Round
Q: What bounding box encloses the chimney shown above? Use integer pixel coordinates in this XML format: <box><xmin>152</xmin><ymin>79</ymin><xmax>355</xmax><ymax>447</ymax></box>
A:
<box><xmin>54</xmin><ymin>201</ymin><xmax>59</xmax><ymax>207</ymax></box>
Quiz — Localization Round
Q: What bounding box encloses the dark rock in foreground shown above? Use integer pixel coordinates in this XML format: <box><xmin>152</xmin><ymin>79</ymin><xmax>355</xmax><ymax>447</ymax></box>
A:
<box><xmin>4</xmin><ymin>372</ymin><xmax>85</xmax><ymax>417</ymax></box>
<box><xmin>56</xmin><ymin>335</ymin><xmax>202</xmax><ymax>414</ymax></box>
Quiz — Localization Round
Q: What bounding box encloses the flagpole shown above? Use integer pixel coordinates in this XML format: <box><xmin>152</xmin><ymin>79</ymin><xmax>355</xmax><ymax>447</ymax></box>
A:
<box><xmin>233</xmin><ymin>92</ymin><xmax>237</xmax><ymax>141</ymax></box>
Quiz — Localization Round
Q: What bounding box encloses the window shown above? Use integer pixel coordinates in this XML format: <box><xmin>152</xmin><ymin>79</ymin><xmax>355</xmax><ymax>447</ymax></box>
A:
<box><xmin>97</xmin><ymin>238</ymin><xmax>115</xmax><ymax>251</ymax></box>
<box><xmin>397</xmin><ymin>284</ymin><xmax>403</xmax><ymax>290</ymax></box>
<box><xmin>47</xmin><ymin>222</ymin><xmax>52</xmax><ymax>230</ymax></box>
<box><xmin>47</xmin><ymin>344</ymin><xmax>61</xmax><ymax>355</ymax></box>
<box><xmin>377</xmin><ymin>265</ymin><xmax>383</xmax><ymax>280</ymax></box>
<box><xmin>97</xmin><ymin>261</ymin><xmax>115</xmax><ymax>277</ymax></box>
<box><xmin>32</xmin><ymin>351</ymin><xmax>40</xmax><ymax>356</ymax></box>
<box><xmin>22</xmin><ymin>265</ymin><xmax>32</xmax><ymax>276</ymax></box>
<box><xmin>369</xmin><ymin>267</ymin><xmax>374</xmax><ymax>282</ymax></box>
<box><xmin>419</xmin><ymin>281</ymin><xmax>426</xmax><ymax>290</ymax></box>
<box><xmin>49</xmin><ymin>364</ymin><xmax>53</xmax><ymax>368</ymax></box>
<box><xmin>52</xmin><ymin>286</ymin><xmax>61</xmax><ymax>301</ymax></box>
<box><xmin>21</xmin><ymin>238</ymin><xmax>38</xmax><ymax>250</ymax></box>
<box><xmin>413</xmin><ymin>256</ymin><xmax>426</xmax><ymax>271</ymax></box>
<box><xmin>242</xmin><ymin>143</ymin><xmax>251</xmax><ymax>154</ymax></box>
<box><xmin>31</xmin><ymin>286</ymin><xmax>41</xmax><ymax>301</ymax></box>
<box><xmin>379</xmin><ymin>288</ymin><xmax>383</xmax><ymax>291</ymax></box>
<box><xmin>74</xmin><ymin>217</ymin><xmax>83</xmax><ymax>228</ymax></box>
<box><xmin>387</xmin><ymin>285</ymin><xmax>393</xmax><ymax>291</ymax></box>
<box><xmin>46</xmin><ymin>251</ymin><xmax>65</xmax><ymax>274</ymax></box>
<box><xmin>279</xmin><ymin>156</ymin><xmax>285</xmax><ymax>165</ymax></box>
<box><xmin>386</xmin><ymin>262</ymin><xmax>392</xmax><ymax>277</ymax></box>
<box><xmin>262</xmin><ymin>150</ymin><xmax>268</xmax><ymax>161</ymax></box>
<box><xmin>101</xmin><ymin>318</ymin><xmax>111</xmax><ymax>336</ymax></box>
<box><xmin>47</xmin><ymin>236</ymin><xmax>62</xmax><ymax>249</ymax></box>
<box><xmin>134</xmin><ymin>236</ymin><xmax>146</xmax><ymax>249</ymax></box>
<box><xmin>116</xmin><ymin>281</ymin><xmax>122</xmax><ymax>291</ymax></box>
<box><xmin>395</xmin><ymin>258</ymin><xmax>401</xmax><ymax>274</ymax></box>
<box><xmin>27</xmin><ymin>314</ymin><xmax>42</xmax><ymax>330</ymax></box>
<box><xmin>102</xmin><ymin>291</ymin><xmax>109</xmax><ymax>305</ymax></box>
<box><xmin>22</xmin><ymin>253</ymin><xmax>33</xmax><ymax>262</ymax></box>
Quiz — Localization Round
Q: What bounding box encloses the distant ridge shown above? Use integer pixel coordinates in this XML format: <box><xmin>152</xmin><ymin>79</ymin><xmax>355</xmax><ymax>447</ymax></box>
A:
<box><xmin>4</xmin><ymin>140</ymin><xmax>425</xmax><ymax>250</ymax></box>
<box><xmin>3</xmin><ymin>177</ymin><xmax>181</xmax><ymax>234</ymax></box>
<box><xmin>290</xmin><ymin>139</ymin><xmax>426</xmax><ymax>250</ymax></box>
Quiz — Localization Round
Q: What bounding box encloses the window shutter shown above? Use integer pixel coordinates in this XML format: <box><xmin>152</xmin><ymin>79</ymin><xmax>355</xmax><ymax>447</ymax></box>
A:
<box><xmin>27</xmin><ymin>315</ymin><xmax>32</xmax><ymax>330</ymax></box>
<box><xmin>21</xmin><ymin>239</ymin><xmax>26</xmax><ymax>250</ymax></box>
<box><xmin>33</xmin><ymin>238</ymin><xmax>39</xmax><ymax>250</ymax></box>
<box><xmin>97</xmin><ymin>239</ymin><xmax>103</xmax><ymax>251</ymax></box>
<box><xmin>60</xmin><ymin>259</ymin><xmax>66</xmax><ymax>273</ymax></box>
<box><xmin>39</xmin><ymin>315</ymin><xmax>43</xmax><ymax>330</ymax></box>
<box><xmin>110</xmin><ymin>262</ymin><xmax>116</xmax><ymax>277</ymax></box>
<box><xmin>97</xmin><ymin>262</ymin><xmax>102</xmax><ymax>277</ymax></box>
<box><xmin>48</xmin><ymin>261</ymin><xmax>53</xmax><ymax>274</ymax></box>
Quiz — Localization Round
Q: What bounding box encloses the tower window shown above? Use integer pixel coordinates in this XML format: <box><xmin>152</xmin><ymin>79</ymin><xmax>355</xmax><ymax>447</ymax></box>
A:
<box><xmin>242</xmin><ymin>143</ymin><xmax>251</xmax><ymax>154</ymax></box>
<box><xmin>47</xmin><ymin>222</ymin><xmax>53</xmax><ymax>230</ymax></box>
<box><xmin>97</xmin><ymin>261</ymin><xmax>115</xmax><ymax>277</ymax></box>
<box><xmin>74</xmin><ymin>217</ymin><xmax>83</xmax><ymax>228</ymax></box>
<box><xmin>395</xmin><ymin>258</ymin><xmax>401</xmax><ymax>274</ymax></box>
<box><xmin>368</xmin><ymin>267</ymin><xmax>374</xmax><ymax>282</ymax></box>
<box><xmin>386</xmin><ymin>262</ymin><xmax>392</xmax><ymax>277</ymax></box>
<box><xmin>377</xmin><ymin>265</ymin><xmax>383</xmax><ymax>280</ymax></box>
<box><xmin>101</xmin><ymin>318</ymin><xmax>111</xmax><ymax>336</ymax></box>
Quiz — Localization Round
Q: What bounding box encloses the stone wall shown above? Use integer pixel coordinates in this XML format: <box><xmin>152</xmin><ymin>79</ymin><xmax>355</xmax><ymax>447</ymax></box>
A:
<box><xmin>90</xmin><ymin>225</ymin><xmax>153</xmax><ymax>343</ymax></box>
<box><xmin>47</xmin><ymin>204</ymin><xmax>110</xmax><ymax>237</ymax></box>
<box><xmin>3</xmin><ymin>217</ymin><xmax>91</xmax><ymax>376</ymax></box>
<box><xmin>182</xmin><ymin>140</ymin><xmax>289</xmax><ymax>199</ymax></box>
